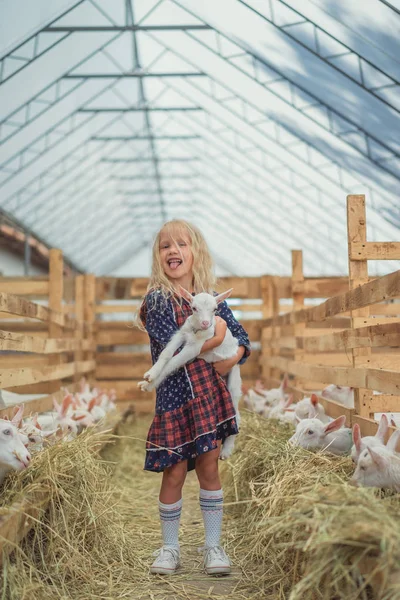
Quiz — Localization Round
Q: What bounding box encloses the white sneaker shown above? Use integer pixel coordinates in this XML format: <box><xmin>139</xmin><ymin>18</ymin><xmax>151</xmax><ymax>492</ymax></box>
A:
<box><xmin>150</xmin><ymin>547</ymin><xmax>180</xmax><ymax>575</ymax></box>
<box><xmin>203</xmin><ymin>545</ymin><xmax>232</xmax><ymax>575</ymax></box>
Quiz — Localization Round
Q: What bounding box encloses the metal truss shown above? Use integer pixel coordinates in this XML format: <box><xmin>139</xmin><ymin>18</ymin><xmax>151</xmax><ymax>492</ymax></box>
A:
<box><xmin>91</xmin><ymin>134</ymin><xmax>199</xmax><ymax>140</ymax></box>
<box><xmin>101</xmin><ymin>157</ymin><xmax>198</xmax><ymax>162</ymax></box>
<box><xmin>152</xmin><ymin>17</ymin><xmax>400</xmax><ymax>184</ymax></box>
<box><xmin>177</xmin><ymin>17</ymin><xmax>400</xmax><ymax>177</ymax></box>
<box><xmin>78</xmin><ymin>107</ymin><xmax>202</xmax><ymax>112</ymax></box>
<box><xmin>64</xmin><ymin>72</ymin><xmax>205</xmax><ymax>78</ymax></box>
<box><xmin>238</xmin><ymin>0</ymin><xmax>400</xmax><ymax>112</ymax></box>
<box><xmin>160</xmin><ymin>74</ymin><xmax>399</xmax><ymax>223</ymax></box>
<box><xmin>44</xmin><ymin>25</ymin><xmax>211</xmax><ymax>32</ymax></box>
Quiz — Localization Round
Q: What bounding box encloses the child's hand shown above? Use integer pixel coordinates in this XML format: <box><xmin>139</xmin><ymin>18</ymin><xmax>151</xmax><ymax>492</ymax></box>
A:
<box><xmin>214</xmin><ymin>316</ymin><xmax>227</xmax><ymax>343</ymax></box>
<box><xmin>214</xmin><ymin>346</ymin><xmax>245</xmax><ymax>376</ymax></box>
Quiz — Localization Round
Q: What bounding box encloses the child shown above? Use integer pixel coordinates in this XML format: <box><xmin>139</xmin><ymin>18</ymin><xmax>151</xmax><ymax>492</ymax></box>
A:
<box><xmin>139</xmin><ymin>220</ymin><xmax>251</xmax><ymax>576</ymax></box>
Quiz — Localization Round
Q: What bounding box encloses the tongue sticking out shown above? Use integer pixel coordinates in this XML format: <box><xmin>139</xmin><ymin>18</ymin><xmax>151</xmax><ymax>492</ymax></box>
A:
<box><xmin>169</xmin><ymin>260</ymin><xmax>181</xmax><ymax>270</ymax></box>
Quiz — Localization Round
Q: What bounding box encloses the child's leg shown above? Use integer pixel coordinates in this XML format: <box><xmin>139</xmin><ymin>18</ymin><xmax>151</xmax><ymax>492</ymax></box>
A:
<box><xmin>195</xmin><ymin>445</ymin><xmax>224</xmax><ymax>548</ymax></box>
<box><xmin>158</xmin><ymin>460</ymin><xmax>188</xmax><ymax>549</ymax></box>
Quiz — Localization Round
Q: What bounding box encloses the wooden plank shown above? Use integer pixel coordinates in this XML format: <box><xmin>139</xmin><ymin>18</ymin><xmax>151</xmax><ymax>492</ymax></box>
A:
<box><xmin>369</xmin><ymin>303</ymin><xmax>400</xmax><ymax>316</ymax></box>
<box><xmin>266</xmin><ymin>356</ymin><xmax>400</xmax><ymax>395</ymax></box>
<box><xmin>97</xmin><ymin>379</ymin><xmax>156</xmax><ymax>402</ymax></box>
<box><xmin>365</xmin><ymin>394</ymin><xmax>400</xmax><ymax>413</ymax></box>
<box><xmin>303</xmin><ymin>277</ymin><xmax>349</xmax><ymax>298</ymax></box>
<box><xmin>0</xmin><ymin>292</ymin><xmax>64</xmax><ymax>325</ymax></box>
<box><xmin>48</xmin><ymin>249</ymin><xmax>64</xmax><ymax>394</ymax></box>
<box><xmin>347</xmin><ymin>194</ymin><xmax>372</xmax><ymax>418</ymax></box>
<box><xmin>0</xmin><ymin>329</ymin><xmax>94</xmax><ymax>353</ymax></box>
<box><xmin>74</xmin><ymin>275</ymin><xmax>84</xmax><ymax>384</ymax></box>
<box><xmin>95</xmin><ymin>304</ymin><xmax>139</xmax><ymax>313</ymax></box>
<box><xmin>301</xmin><ymin>322</ymin><xmax>400</xmax><ymax>352</ymax></box>
<box><xmin>0</xmin><ymin>356</ymin><xmax>48</xmax><ymax>368</ymax></box>
<box><xmin>97</xmin><ymin>329</ymin><xmax>149</xmax><ymax>345</ymax></box>
<box><xmin>352</xmin><ymin>316</ymin><xmax>400</xmax><ymax>328</ymax></box>
<box><xmin>0</xmin><ymin>360</ymin><xmax>96</xmax><ymax>388</ymax></box>
<box><xmin>292</xmin><ymin>250</ymin><xmax>305</xmax><ymax>387</ymax></box>
<box><xmin>0</xmin><ymin>278</ymin><xmax>49</xmax><ymax>296</ymax></box>
<box><xmin>84</xmin><ymin>274</ymin><xmax>96</xmax><ymax>384</ymax></box>
<box><xmin>262</xmin><ymin>269</ymin><xmax>400</xmax><ymax>328</ymax></box>
<box><xmin>350</xmin><ymin>241</ymin><xmax>400</xmax><ymax>261</ymax></box>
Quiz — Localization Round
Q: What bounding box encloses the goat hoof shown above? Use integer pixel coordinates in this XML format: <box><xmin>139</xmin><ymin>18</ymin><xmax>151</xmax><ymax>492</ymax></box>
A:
<box><xmin>137</xmin><ymin>380</ymin><xmax>150</xmax><ymax>392</ymax></box>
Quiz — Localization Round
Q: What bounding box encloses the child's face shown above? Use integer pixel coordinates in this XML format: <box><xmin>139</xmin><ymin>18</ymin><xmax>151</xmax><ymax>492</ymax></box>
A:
<box><xmin>159</xmin><ymin>230</ymin><xmax>194</xmax><ymax>282</ymax></box>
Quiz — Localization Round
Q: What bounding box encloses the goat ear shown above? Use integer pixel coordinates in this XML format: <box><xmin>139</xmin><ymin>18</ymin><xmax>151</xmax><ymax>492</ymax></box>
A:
<box><xmin>386</xmin><ymin>430</ymin><xmax>400</xmax><ymax>452</ymax></box>
<box><xmin>215</xmin><ymin>288</ymin><xmax>233</xmax><ymax>304</ymax></box>
<box><xmin>352</xmin><ymin>423</ymin><xmax>362</xmax><ymax>452</ymax></box>
<box><xmin>53</xmin><ymin>397</ymin><xmax>62</xmax><ymax>415</ymax></box>
<box><xmin>11</xmin><ymin>404</ymin><xmax>24</xmax><ymax>427</ymax></box>
<box><xmin>310</xmin><ymin>394</ymin><xmax>319</xmax><ymax>407</ymax></box>
<box><xmin>61</xmin><ymin>394</ymin><xmax>72</xmax><ymax>416</ymax></box>
<box><xmin>324</xmin><ymin>415</ymin><xmax>346</xmax><ymax>435</ymax></box>
<box><xmin>33</xmin><ymin>414</ymin><xmax>42</xmax><ymax>430</ymax></box>
<box><xmin>178</xmin><ymin>286</ymin><xmax>194</xmax><ymax>304</ymax></box>
<box><xmin>295</xmin><ymin>415</ymin><xmax>302</xmax><ymax>424</ymax></box>
<box><xmin>376</xmin><ymin>414</ymin><xmax>389</xmax><ymax>441</ymax></box>
<box><xmin>88</xmin><ymin>397</ymin><xmax>96</xmax><ymax>412</ymax></box>
<box><xmin>284</xmin><ymin>394</ymin><xmax>293</xmax><ymax>409</ymax></box>
<box><xmin>367</xmin><ymin>446</ymin><xmax>387</xmax><ymax>469</ymax></box>
<box><xmin>280</xmin><ymin>373</ymin><xmax>289</xmax><ymax>391</ymax></box>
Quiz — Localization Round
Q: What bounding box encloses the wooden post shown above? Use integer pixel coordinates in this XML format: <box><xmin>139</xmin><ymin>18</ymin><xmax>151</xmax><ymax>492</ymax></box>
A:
<box><xmin>261</xmin><ymin>275</ymin><xmax>279</xmax><ymax>381</ymax></box>
<box><xmin>84</xmin><ymin>274</ymin><xmax>96</xmax><ymax>385</ymax></box>
<box><xmin>74</xmin><ymin>275</ymin><xmax>84</xmax><ymax>384</ymax></box>
<box><xmin>292</xmin><ymin>250</ymin><xmax>305</xmax><ymax>388</ymax></box>
<box><xmin>347</xmin><ymin>195</ymin><xmax>372</xmax><ymax>418</ymax></box>
<box><xmin>47</xmin><ymin>249</ymin><xmax>64</xmax><ymax>393</ymax></box>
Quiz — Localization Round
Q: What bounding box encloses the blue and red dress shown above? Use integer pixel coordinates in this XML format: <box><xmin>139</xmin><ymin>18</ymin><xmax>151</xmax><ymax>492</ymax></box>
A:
<box><xmin>140</xmin><ymin>289</ymin><xmax>251</xmax><ymax>472</ymax></box>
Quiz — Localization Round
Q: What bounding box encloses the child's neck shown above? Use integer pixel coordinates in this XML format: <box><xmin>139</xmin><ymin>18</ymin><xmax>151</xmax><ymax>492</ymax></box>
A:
<box><xmin>172</xmin><ymin>273</ymin><xmax>194</xmax><ymax>294</ymax></box>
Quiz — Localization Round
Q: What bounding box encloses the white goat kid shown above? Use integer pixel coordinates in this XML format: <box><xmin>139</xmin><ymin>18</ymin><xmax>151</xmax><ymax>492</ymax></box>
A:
<box><xmin>350</xmin><ymin>414</ymin><xmax>389</xmax><ymax>463</ymax></box>
<box><xmin>289</xmin><ymin>415</ymin><xmax>352</xmax><ymax>455</ymax></box>
<box><xmin>294</xmin><ymin>394</ymin><xmax>330</xmax><ymax>423</ymax></box>
<box><xmin>351</xmin><ymin>430</ymin><xmax>400</xmax><ymax>490</ymax></box>
<box><xmin>138</xmin><ymin>288</ymin><xmax>241</xmax><ymax>460</ymax></box>
<box><xmin>0</xmin><ymin>419</ymin><xmax>31</xmax><ymax>484</ymax></box>
<box><xmin>321</xmin><ymin>385</ymin><xmax>354</xmax><ymax>408</ymax></box>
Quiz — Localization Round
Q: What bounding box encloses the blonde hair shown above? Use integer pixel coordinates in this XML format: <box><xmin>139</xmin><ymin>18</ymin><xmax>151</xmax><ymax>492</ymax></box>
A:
<box><xmin>148</xmin><ymin>220</ymin><xmax>216</xmax><ymax>298</ymax></box>
<box><xmin>134</xmin><ymin>220</ymin><xmax>216</xmax><ymax>330</ymax></box>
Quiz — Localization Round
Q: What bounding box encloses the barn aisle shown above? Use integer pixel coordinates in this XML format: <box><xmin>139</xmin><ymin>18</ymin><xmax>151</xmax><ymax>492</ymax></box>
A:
<box><xmin>103</xmin><ymin>416</ymin><xmax>251</xmax><ymax>600</ymax></box>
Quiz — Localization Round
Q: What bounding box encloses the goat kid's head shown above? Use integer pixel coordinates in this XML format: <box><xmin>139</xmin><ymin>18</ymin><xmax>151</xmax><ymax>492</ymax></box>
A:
<box><xmin>0</xmin><ymin>419</ymin><xmax>31</xmax><ymax>471</ymax></box>
<box><xmin>179</xmin><ymin>287</ymin><xmax>233</xmax><ymax>331</ymax></box>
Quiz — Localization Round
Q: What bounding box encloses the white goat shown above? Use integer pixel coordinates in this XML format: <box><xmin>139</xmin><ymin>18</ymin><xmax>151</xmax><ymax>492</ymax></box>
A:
<box><xmin>37</xmin><ymin>395</ymin><xmax>78</xmax><ymax>438</ymax></box>
<box><xmin>351</xmin><ymin>430</ymin><xmax>400</xmax><ymax>490</ymax></box>
<box><xmin>321</xmin><ymin>385</ymin><xmax>354</xmax><ymax>408</ymax></box>
<box><xmin>0</xmin><ymin>419</ymin><xmax>31</xmax><ymax>484</ymax></box>
<box><xmin>289</xmin><ymin>415</ymin><xmax>353</xmax><ymax>455</ymax></box>
<box><xmin>138</xmin><ymin>288</ymin><xmax>241</xmax><ymax>460</ymax></box>
<box><xmin>350</xmin><ymin>414</ymin><xmax>389</xmax><ymax>463</ymax></box>
<box><xmin>294</xmin><ymin>394</ymin><xmax>330</xmax><ymax>423</ymax></box>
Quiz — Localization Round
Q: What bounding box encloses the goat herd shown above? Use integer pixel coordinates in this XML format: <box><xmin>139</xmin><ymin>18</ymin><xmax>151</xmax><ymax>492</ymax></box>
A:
<box><xmin>0</xmin><ymin>380</ymin><xmax>117</xmax><ymax>485</ymax></box>
<box><xmin>244</xmin><ymin>376</ymin><xmax>400</xmax><ymax>492</ymax></box>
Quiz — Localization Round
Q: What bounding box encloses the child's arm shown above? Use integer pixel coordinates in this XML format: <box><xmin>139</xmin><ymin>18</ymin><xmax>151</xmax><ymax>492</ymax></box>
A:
<box><xmin>214</xmin><ymin>301</ymin><xmax>251</xmax><ymax>365</ymax></box>
<box><xmin>200</xmin><ymin>317</ymin><xmax>227</xmax><ymax>353</ymax></box>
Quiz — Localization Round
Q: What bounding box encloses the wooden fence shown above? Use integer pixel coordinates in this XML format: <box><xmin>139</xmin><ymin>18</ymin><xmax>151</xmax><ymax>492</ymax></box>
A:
<box><xmin>261</xmin><ymin>194</ymin><xmax>400</xmax><ymax>436</ymax></box>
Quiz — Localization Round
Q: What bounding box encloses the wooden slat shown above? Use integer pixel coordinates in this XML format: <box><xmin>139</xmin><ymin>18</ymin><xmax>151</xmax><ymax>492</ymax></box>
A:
<box><xmin>350</xmin><ymin>241</ymin><xmax>400</xmax><ymax>261</ymax></box>
<box><xmin>0</xmin><ymin>360</ymin><xmax>96</xmax><ymax>388</ymax></box>
<box><xmin>267</xmin><ymin>356</ymin><xmax>400</xmax><ymax>395</ymax></box>
<box><xmin>303</xmin><ymin>277</ymin><xmax>349</xmax><ymax>298</ymax></box>
<box><xmin>95</xmin><ymin>304</ymin><xmax>139</xmax><ymax>313</ymax></box>
<box><xmin>0</xmin><ymin>278</ymin><xmax>49</xmax><ymax>296</ymax></box>
<box><xmin>0</xmin><ymin>292</ymin><xmax>64</xmax><ymax>325</ymax></box>
<box><xmin>301</xmin><ymin>322</ymin><xmax>400</xmax><ymax>352</ymax></box>
<box><xmin>292</xmin><ymin>250</ymin><xmax>305</xmax><ymax>387</ymax></box>
<box><xmin>263</xmin><ymin>269</ymin><xmax>400</xmax><ymax>328</ymax></box>
<box><xmin>365</xmin><ymin>394</ymin><xmax>400</xmax><ymax>413</ymax></box>
<box><xmin>97</xmin><ymin>379</ymin><xmax>156</xmax><ymax>402</ymax></box>
<box><xmin>84</xmin><ymin>274</ymin><xmax>96</xmax><ymax>384</ymax></box>
<box><xmin>97</xmin><ymin>329</ymin><xmax>149</xmax><ymax>345</ymax></box>
<box><xmin>0</xmin><ymin>329</ymin><xmax>94</xmax><ymax>353</ymax></box>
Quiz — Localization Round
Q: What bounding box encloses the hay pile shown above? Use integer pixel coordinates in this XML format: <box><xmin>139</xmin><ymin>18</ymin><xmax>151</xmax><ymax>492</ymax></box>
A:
<box><xmin>222</xmin><ymin>411</ymin><xmax>400</xmax><ymax>600</ymax></box>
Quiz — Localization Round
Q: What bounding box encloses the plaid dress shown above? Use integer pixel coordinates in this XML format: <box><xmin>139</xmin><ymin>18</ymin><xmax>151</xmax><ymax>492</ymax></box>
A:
<box><xmin>140</xmin><ymin>289</ymin><xmax>251</xmax><ymax>472</ymax></box>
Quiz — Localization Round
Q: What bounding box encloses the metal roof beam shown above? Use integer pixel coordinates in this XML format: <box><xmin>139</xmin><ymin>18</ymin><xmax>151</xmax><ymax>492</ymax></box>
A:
<box><xmin>91</xmin><ymin>135</ymin><xmax>200</xmax><ymax>140</ymax></box>
<box><xmin>44</xmin><ymin>25</ymin><xmax>212</xmax><ymax>32</ymax></box>
<box><xmin>65</xmin><ymin>72</ymin><xmax>205</xmax><ymax>78</ymax></box>
<box><xmin>78</xmin><ymin>107</ymin><xmax>202</xmax><ymax>112</ymax></box>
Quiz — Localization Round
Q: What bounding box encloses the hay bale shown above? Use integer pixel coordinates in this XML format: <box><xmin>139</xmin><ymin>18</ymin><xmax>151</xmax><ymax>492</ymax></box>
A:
<box><xmin>222</xmin><ymin>411</ymin><xmax>400</xmax><ymax>600</ymax></box>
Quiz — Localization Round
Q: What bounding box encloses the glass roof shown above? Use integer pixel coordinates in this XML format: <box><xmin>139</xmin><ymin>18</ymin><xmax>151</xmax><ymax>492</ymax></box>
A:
<box><xmin>0</xmin><ymin>0</ymin><xmax>399</xmax><ymax>276</ymax></box>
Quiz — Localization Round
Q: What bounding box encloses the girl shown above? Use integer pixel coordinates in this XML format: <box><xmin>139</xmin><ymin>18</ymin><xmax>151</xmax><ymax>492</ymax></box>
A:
<box><xmin>139</xmin><ymin>220</ymin><xmax>251</xmax><ymax>576</ymax></box>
